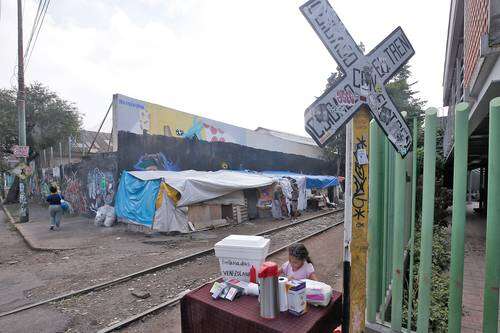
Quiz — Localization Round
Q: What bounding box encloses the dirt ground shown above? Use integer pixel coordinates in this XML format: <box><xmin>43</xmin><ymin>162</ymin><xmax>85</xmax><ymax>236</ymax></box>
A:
<box><xmin>0</xmin><ymin>206</ymin><xmax>343</xmax><ymax>333</ymax></box>
<box><xmin>122</xmin><ymin>225</ymin><xmax>345</xmax><ymax>333</ymax></box>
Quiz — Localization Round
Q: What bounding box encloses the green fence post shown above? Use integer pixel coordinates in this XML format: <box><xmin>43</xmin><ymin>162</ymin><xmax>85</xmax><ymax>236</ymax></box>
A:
<box><xmin>407</xmin><ymin>117</ymin><xmax>418</xmax><ymax>330</ymax></box>
<box><xmin>447</xmin><ymin>102</ymin><xmax>470</xmax><ymax>332</ymax></box>
<box><xmin>391</xmin><ymin>141</ymin><xmax>406</xmax><ymax>330</ymax></box>
<box><xmin>416</xmin><ymin>107</ymin><xmax>438</xmax><ymax>332</ymax></box>
<box><xmin>381</xmin><ymin>137</ymin><xmax>389</xmax><ymax>313</ymax></box>
<box><xmin>483</xmin><ymin>97</ymin><xmax>500</xmax><ymax>333</ymax></box>
<box><xmin>367</xmin><ymin>120</ymin><xmax>384</xmax><ymax>322</ymax></box>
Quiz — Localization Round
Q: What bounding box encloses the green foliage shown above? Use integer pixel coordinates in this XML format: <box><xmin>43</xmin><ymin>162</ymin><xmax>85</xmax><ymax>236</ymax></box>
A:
<box><xmin>386</xmin><ymin>64</ymin><xmax>426</xmax><ymax>121</ymax></box>
<box><xmin>403</xmin><ymin>120</ymin><xmax>452</xmax><ymax>331</ymax></box>
<box><xmin>403</xmin><ymin>222</ymin><xmax>451</xmax><ymax>332</ymax></box>
<box><xmin>0</xmin><ymin>82</ymin><xmax>82</xmax><ymax>170</ymax></box>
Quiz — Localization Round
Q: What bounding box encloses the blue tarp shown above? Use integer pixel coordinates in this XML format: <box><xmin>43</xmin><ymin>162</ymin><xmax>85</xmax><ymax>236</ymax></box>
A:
<box><xmin>115</xmin><ymin>172</ymin><xmax>161</xmax><ymax>227</ymax></box>
<box><xmin>260</xmin><ymin>171</ymin><xmax>339</xmax><ymax>189</ymax></box>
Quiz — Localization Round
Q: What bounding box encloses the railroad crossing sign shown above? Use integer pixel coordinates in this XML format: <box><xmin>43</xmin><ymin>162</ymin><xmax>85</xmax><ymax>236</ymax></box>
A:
<box><xmin>300</xmin><ymin>0</ymin><xmax>414</xmax><ymax>157</ymax></box>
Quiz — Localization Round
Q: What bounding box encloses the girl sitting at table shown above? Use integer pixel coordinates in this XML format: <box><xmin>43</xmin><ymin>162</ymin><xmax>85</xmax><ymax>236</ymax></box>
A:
<box><xmin>279</xmin><ymin>243</ymin><xmax>318</xmax><ymax>281</ymax></box>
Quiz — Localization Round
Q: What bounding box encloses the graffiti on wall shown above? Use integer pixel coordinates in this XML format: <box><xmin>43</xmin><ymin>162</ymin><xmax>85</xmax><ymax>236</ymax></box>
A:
<box><xmin>134</xmin><ymin>152</ymin><xmax>179</xmax><ymax>171</ymax></box>
<box><xmin>40</xmin><ymin>168</ymin><xmax>57</xmax><ymax>199</ymax></box>
<box><xmin>87</xmin><ymin>168</ymin><xmax>115</xmax><ymax>213</ymax></box>
<box><xmin>63</xmin><ymin>171</ymin><xmax>88</xmax><ymax>215</ymax></box>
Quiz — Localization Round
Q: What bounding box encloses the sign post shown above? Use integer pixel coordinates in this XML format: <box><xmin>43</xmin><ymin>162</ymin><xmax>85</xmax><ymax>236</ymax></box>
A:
<box><xmin>299</xmin><ymin>0</ymin><xmax>415</xmax><ymax>331</ymax></box>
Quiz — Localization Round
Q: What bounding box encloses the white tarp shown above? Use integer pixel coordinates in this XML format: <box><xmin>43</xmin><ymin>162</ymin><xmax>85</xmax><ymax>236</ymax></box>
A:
<box><xmin>153</xmin><ymin>189</ymin><xmax>190</xmax><ymax>233</ymax></box>
<box><xmin>129</xmin><ymin>170</ymin><xmax>273</xmax><ymax>207</ymax></box>
<box><xmin>262</xmin><ymin>173</ymin><xmax>307</xmax><ymax>211</ymax></box>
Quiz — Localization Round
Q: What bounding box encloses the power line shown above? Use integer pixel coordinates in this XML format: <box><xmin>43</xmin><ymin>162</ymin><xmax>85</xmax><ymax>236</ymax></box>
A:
<box><xmin>24</xmin><ymin>0</ymin><xmax>43</xmax><ymax>60</ymax></box>
<box><xmin>24</xmin><ymin>0</ymin><xmax>50</xmax><ymax>69</ymax></box>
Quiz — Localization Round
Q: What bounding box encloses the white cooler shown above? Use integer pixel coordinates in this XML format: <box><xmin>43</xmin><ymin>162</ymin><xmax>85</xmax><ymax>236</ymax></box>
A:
<box><xmin>214</xmin><ymin>235</ymin><xmax>270</xmax><ymax>282</ymax></box>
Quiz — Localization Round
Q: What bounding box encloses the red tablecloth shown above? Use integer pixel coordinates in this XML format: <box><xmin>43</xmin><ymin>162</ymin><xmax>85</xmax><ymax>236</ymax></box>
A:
<box><xmin>181</xmin><ymin>282</ymin><xmax>342</xmax><ymax>333</ymax></box>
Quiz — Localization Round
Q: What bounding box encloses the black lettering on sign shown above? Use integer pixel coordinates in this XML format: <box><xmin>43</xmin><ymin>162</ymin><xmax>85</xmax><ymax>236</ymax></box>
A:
<box><xmin>371</xmin><ymin>57</ymin><xmax>390</xmax><ymax>78</ymax></box>
<box><xmin>398</xmin><ymin>35</ymin><xmax>411</xmax><ymax>54</ymax></box>
<box><xmin>383</xmin><ymin>48</ymin><xmax>396</xmax><ymax>65</ymax></box>
<box><xmin>353</xmin><ymin>68</ymin><xmax>361</xmax><ymax>88</ymax></box>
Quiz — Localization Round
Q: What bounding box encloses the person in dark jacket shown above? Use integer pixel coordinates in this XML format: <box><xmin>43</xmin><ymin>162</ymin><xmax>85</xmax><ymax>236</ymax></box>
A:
<box><xmin>46</xmin><ymin>185</ymin><xmax>64</xmax><ymax>230</ymax></box>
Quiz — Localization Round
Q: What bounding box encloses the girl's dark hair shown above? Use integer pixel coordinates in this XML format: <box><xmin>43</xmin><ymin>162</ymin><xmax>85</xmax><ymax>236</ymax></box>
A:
<box><xmin>288</xmin><ymin>243</ymin><xmax>313</xmax><ymax>264</ymax></box>
<box><xmin>49</xmin><ymin>185</ymin><xmax>58</xmax><ymax>194</ymax></box>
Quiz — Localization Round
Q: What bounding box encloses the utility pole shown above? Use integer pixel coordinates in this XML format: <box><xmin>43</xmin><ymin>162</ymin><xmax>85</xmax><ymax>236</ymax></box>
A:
<box><xmin>17</xmin><ymin>0</ymin><xmax>29</xmax><ymax>222</ymax></box>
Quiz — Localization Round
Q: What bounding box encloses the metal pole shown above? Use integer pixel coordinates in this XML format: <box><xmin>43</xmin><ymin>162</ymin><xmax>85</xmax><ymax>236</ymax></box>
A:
<box><xmin>448</xmin><ymin>102</ymin><xmax>470</xmax><ymax>332</ymax></box>
<box><xmin>467</xmin><ymin>171</ymin><xmax>472</xmax><ymax>203</ymax></box>
<box><xmin>59</xmin><ymin>142</ymin><xmax>62</xmax><ymax>166</ymax></box>
<box><xmin>87</xmin><ymin>101</ymin><xmax>112</xmax><ymax>155</ymax></box>
<box><xmin>407</xmin><ymin>118</ymin><xmax>418</xmax><ymax>330</ymax></box>
<box><xmin>17</xmin><ymin>0</ymin><xmax>29</xmax><ymax>222</ymax></box>
<box><xmin>349</xmin><ymin>107</ymin><xmax>370</xmax><ymax>333</ymax></box>
<box><xmin>343</xmin><ymin>120</ymin><xmax>353</xmax><ymax>333</ymax></box>
<box><xmin>50</xmin><ymin>147</ymin><xmax>54</xmax><ymax>168</ymax></box>
<box><xmin>43</xmin><ymin>149</ymin><xmax>46</xmax><ymax>168</ymax></box>
<box><xmin>416</xmin><ymin>107</ymin><xmax>438</xmax><ymax>332</ymax></box>
<box><xmin>483</xmin><ymin>97</ymin><xmax>500</xmax><ymax>332</ymax></box>
<box><xmin>367</xmin><ymin>120</ymin><xmax>383</xmax><ymax>322</ymax></box>
<box><xmin>381</xmin><ymin>137</ymin><xmax>389</xmax><ymax>313</ymax></box>
<box><xmin>68</xmin><ymin>137</ymin><xmax>72</xmax><ymax>165</ymax></box>
<box><xmin>391</xmin><ymin>142</ymin><xmax>406</xmax><ymax>331</ymax></box>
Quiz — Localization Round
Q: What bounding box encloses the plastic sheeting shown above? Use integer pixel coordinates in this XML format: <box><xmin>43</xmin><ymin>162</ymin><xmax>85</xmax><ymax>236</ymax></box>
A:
<box><xmin>154</xmin><ymin>184</ymin><xmax>189</xmax><ymax>233</ymax></box>
<box><xmin>128</xmin><ymin>170</ymin><xmax>274</xmax><ymax>207</ymax></box>
<box><xmin>115</xmin><ymin>172</ymin><xmax>161</xmax><ymax>227</ymax></box>
<box><xmin>261</xmin><ymin>171</ymin><xmax>339</xmax><ymax>189</ymax></box>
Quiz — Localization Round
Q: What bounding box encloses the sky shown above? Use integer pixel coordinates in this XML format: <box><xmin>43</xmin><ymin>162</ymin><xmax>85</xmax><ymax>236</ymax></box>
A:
<box><xmin>0</xmin><ymin>0</ymin><xmax>451</xmax><ymax>136</ymax></box>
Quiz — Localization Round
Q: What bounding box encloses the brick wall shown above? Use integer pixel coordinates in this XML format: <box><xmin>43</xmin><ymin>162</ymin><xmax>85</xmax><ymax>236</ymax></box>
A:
<box><xmin>463</xmin><ymin>0</ymin><xmax>489</xmax><ymax>88</ymax></box>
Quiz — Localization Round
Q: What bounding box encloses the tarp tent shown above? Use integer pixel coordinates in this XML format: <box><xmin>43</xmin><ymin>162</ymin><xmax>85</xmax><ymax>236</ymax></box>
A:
<box><xmin>116</xmin><ymin>170</ymin><xmax>274</xmax><ymax>233</ymax></box>
<box><xmin>260</xmin><ymin>171</ymin><xmax>339</xmax><ymax>189</ymax></box>
<box><xmin>259</xmin><ymin>172</ymin><xmax>307</xmax><ymax>211</ymax></box>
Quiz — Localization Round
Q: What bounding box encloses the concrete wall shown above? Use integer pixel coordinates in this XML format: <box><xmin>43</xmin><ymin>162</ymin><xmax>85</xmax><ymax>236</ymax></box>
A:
<box><xmin>29</xmin><ymin>153</ymin><xmax>118</xmax><ymax>217</ymax></box>
<box><xmin>113</xmin><ymin>94</ymin><xmax>325</xmax><ymax>159</ymax></box>
<box><xmin>117</xmin><ymin>131</ymin><xmax>336</xmax><ymax>176</ymax></box>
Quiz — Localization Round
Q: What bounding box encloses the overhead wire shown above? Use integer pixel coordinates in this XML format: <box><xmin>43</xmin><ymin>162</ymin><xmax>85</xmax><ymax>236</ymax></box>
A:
<box><xmin>25</xmin><ymin>0</ymin><xmax>51</xmax><ymax>69</ymax></box>
<box><xmin>24</xmin><ymin>0</ymin><xmax>44</xmax><ymax>61</ymax></box>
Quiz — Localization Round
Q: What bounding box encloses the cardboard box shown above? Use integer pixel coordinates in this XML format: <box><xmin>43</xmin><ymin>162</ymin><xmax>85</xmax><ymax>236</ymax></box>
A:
<box><xmin>286</xmin><ymin>280</ymin><xmax>307</xmax><ymax>316</ymax></box>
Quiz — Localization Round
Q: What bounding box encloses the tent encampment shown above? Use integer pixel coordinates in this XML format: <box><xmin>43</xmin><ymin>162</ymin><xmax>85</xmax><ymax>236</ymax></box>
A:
<box><xmin>115</xmin><ymin>170</ymin><xmax>274</xmax><ymax>233</ymax></box>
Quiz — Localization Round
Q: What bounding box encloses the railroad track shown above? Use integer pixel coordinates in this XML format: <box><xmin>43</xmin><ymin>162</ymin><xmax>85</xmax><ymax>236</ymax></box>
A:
<box><xmin>98</xmin><ymin>217</ymin><xmax>344</xmax><ymax>333</ymax></box>
<box><xmin>0</xmin><ymin>209</ymin><xmax>342</xmax><ymax>320</ymax></box>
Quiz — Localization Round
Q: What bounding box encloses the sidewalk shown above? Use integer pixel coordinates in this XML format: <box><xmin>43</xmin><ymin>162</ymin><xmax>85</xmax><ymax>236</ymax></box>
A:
<box><xmin>2</xmin><ymin>202</ymin><xmax>129</xmax><ymax>251</ymax></box>
<box><xmin>460</xmin><ymin>202</ymin><xmax>498</xmax><ymax>332</ymax></box>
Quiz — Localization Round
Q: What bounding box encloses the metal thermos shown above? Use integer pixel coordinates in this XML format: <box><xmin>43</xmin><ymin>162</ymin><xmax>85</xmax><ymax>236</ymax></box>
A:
<box><xmin>258</xmin><ymin>261</ymin><xmax>280</xmax><ymax>319</ymax></box>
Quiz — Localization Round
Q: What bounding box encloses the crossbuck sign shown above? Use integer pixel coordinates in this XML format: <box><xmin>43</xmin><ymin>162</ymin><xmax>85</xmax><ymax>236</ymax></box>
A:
<box><xmin>300</xmin><ymin>0</ymin><xmax>414</xmax><ymax>157</ymax></box>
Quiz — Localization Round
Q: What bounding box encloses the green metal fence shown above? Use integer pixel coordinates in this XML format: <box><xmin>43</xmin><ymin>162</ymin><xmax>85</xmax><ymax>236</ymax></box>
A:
<box><xmin>365</xmin><ymin>98</ymin><xmax>500</xmax><ymax>332</ymax></box>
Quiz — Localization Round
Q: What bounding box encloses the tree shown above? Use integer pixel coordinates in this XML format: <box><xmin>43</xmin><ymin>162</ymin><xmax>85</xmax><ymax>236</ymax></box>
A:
<box><xmin>0</xmin><ymin>82</ymin><xmax>82</xmax><ymax>171</ymax></box>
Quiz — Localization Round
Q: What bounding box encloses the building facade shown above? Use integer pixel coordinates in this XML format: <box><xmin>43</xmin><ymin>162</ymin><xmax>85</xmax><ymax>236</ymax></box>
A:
<box><xmin>443</xmin><ymin>0</ymin><xmax>500</xmax><ymax>165</ymax></box>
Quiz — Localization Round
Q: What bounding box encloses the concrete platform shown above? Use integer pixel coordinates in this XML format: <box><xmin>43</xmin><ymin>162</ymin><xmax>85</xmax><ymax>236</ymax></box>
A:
<box><xmin>2</xmin><ymin>203</ymin><xmax>128</xmax><ymax>251</ymax></box>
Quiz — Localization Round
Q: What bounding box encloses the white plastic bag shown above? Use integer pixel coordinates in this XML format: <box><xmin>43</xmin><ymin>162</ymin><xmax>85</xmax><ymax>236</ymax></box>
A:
<box><xmin>103</xmin><ymin>206</ymin><xmax>116</xmax><ymax>227</ymax></box>
<box><xmin>94</xmin><ymin>206</ymin><xmax>106</xmax><ymax>226</ymax></box>
<box><xmin>302</xmin><ymin>279</ymin><xmax>333</xmax><ymax>307</ymax></box>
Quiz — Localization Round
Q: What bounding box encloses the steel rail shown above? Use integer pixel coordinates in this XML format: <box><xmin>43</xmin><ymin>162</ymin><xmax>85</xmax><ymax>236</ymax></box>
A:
<box><xmin>0</xmin><ymin>209</ymin><xmax>342</xmax><ymax>318</ymax></box>
<box><xmin>98</xmin><ymin>218</ymin><xmax>345</xmax><ymax>333</ymax></box>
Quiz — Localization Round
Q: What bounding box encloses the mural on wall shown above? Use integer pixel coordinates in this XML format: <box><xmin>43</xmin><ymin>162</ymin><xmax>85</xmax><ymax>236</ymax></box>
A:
<box><xmin>87</xmin><ymin>167</ymin><xmax>115</xmax><ymax>213</ymax></box>
<box><xmin>114</xmin><ymin>94</ymin><xmax>246</xmax><ymax>145</ymax></box>
<box><xmin>134</xmin><ymin>152</ymin><xmax>179</xmax><ymax>171</ymax></box>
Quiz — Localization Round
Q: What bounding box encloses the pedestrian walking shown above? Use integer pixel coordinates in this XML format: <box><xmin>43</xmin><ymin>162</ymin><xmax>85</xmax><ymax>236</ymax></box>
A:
<box><xmin>290</xmin><ymin>180</ymin><xmax>300</xmax><ymax>220</ymax></box>
<box><xmin>271</xmin><ymin>184</ymin><xmax>284</xmax><ymax>220</ymax></box>
<box><xmin>46</xmin><ymin>185</ymin><xmax>64</xmax><ymax>230</ymax></box>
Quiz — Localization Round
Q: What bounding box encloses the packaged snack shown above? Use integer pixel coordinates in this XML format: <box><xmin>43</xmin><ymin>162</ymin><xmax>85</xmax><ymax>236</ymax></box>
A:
<box><xmin>302</xmin><ymin>279</ymin><xmax>333</xmax><ymax>307</ymax></box>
